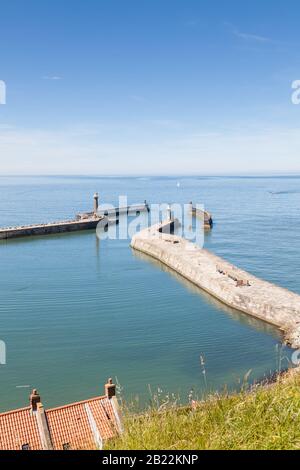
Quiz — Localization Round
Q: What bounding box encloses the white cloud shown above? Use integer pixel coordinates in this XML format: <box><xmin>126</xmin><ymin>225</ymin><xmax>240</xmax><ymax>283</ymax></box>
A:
<box><xmin>0</xmin><ymin>124</ymin><xmax>299</xmax><ymax>175</ymax></box>
<box><xmin>151</xmin><ymin>119</ymin><xmax>183</xmax><ymax>130</ymax></box>
<box><xmin>42</xmin><ymin>76</ymin><xmax>63</xmax><ymax>80</ymax></box>
<box><xmin>233</xmin><ymin>30</ymin><xmax>271</xmax><ymax>43</ymax></box>
<box><xmin>224</xmin><ymin>22</ymin><xmax>274</xmax><ymax>44</ymax></box>
<box><xmin>130</xmin><ymin>95</ymin><xmax>146</xmax><ymax>103</ymax></box>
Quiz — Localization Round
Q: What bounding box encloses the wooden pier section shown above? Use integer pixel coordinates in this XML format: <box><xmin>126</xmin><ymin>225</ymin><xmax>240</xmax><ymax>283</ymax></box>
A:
<box><xmin>131</xmin><ymin>219</ymin><xmax>300</xmax><ymax>348</ymax></box>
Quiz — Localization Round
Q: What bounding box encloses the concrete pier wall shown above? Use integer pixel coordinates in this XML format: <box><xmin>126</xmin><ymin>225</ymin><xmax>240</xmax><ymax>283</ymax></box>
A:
<box><xmin>0</xmin><ymin>194</ymin><xmax>149</xmax><ymax>241</ymax></box>
<box><xmin>190</xmin><ymin>205</ymin><xmax>213</xmax><ymax>230</ymax></box>
<box><xmin>131</xmin><ymin>220</ymin><xmax>300</xmax><ymax>348</ymax></box>
<box><xmin>0</xmin><ymin>217</ymin><xmax>106</xmax><ymax>240</ymax></box>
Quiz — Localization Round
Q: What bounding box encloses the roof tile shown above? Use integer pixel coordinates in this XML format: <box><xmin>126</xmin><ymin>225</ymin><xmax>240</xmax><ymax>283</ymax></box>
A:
<box><xmin>0</xmin><ymin>407</ymin><xmax>42</xmax><ymax>450</ymax></box>
<box><xmin>0</xmin><ymin>394</ymin><xmax>119</xmax><ymax>450</ymax></box>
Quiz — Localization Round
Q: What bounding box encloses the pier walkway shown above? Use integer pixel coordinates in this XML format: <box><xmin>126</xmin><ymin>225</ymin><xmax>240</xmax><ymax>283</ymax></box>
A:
<box><xmin>0</xmin><ymin>216</ymin><xmax>106</xmax><ymax>240</ymax></box>
<box><xmin>131</xmin><ymin>219</ymin><xmax>300</xmax><ymax>348</ymax></box>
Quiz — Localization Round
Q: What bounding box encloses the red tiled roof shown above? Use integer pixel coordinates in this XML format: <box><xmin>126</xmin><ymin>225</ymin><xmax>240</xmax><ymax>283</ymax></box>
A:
<box><xmin>0</xmin><ymin>407</ymin><xmax>42</xmax><ymax>450</ymax></box>
<box><xmin>0</xmin><ymin>385</ymin><xmax>120</xmax><ymax>450</ymax></box>
<box><xmin>87</xmin><ymin>396</ymin><xmax>117</xmax><ymax>439</ymax></box>
<box><xmin>46</xmin><ymin>395</ymin><xmax>116</xmax><ymax>450</ymax></box>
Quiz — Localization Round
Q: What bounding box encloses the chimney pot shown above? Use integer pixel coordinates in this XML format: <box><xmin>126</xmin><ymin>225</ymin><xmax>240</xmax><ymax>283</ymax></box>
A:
<box><xmin>30</xmin><ymin>389</ymin><xmax>41</xmax><ymax>413</ymax></box>
<box><xmin>105</xmin><ymin>378</ymin><xmax>116</xmax><ymax>399</ymax></box>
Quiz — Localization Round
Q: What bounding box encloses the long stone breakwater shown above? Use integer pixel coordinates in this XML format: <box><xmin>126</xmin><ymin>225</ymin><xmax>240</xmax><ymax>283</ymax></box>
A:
<box><xmin>131</xmin><ymin>219</ymin><xmax>300</xmax><ymax>348</ymax></box>
<box><xmin>0</xmin><ymin>216</ymin><xmax>105</xmax><ymax>240</ymax></box>
<box><xmin>0</xmin><ymin>193</ymin><xmax>149</xmax><ymax>241</ymax></box>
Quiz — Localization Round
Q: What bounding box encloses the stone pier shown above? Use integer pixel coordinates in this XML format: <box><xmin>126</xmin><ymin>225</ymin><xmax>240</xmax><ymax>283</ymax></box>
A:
<box><xmin>0</xmin><ymin>217</ymin><xmax>107</xmax><ymax>240</ymax></box>
<box><xmin>189</xmin><ymin>202</ymin><xmax>213</xmax><ymax>230</ymax></box>
<box><xmin>131</xmin><ymin>219</ymin><xmax>300</xmax><ymax>348</ymax></box>
<box><xmin>0</xmin><ymin>196</ymin><xmax>149</xmax><ymax>241</ymax></box>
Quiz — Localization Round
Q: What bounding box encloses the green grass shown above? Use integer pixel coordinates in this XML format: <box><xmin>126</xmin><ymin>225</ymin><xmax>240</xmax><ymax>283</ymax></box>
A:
<box><xmin>107</xmin><ymin>369</ymin><xmax>300</xmax><ymax>450</ymax></box>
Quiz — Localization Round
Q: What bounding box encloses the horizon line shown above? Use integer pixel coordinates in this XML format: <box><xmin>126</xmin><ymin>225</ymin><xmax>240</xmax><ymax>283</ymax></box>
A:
<box><xmin>1</xmin><ymin>172</ymin><xmax>300</xmax><ymax>179</ymax></box>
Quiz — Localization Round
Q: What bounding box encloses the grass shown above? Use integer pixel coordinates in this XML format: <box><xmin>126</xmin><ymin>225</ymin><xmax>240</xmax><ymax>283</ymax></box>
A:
<box><xmin>106</xmin><ymin>368</ymin><xmax>300</xmax><ymax>450</ymax></box>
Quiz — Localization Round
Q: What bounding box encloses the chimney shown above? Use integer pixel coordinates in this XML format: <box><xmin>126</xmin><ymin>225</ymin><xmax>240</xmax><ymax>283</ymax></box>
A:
<box><xmin>105</xmin><ymin>378</ymin><xmax>116</xmax><ymax>399</ymax></box>
<box><xmin>30</xmin><ymin>389</ymin><xmax>41</xmax><ymax>413</ymax></box>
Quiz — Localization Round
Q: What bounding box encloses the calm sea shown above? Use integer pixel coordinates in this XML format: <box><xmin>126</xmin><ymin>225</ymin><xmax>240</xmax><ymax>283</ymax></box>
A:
<box><xmin>0</xmin><ymin>175</ymin><xmax>299</xmax><ymax>411</ymax></box>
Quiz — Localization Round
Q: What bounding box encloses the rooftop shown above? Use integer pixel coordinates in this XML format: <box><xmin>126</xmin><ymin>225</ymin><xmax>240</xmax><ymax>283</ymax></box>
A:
<box><xmin>0</xmin><ymin>378</ymin><xmax>121</xmax><ymax>450</ymax></box>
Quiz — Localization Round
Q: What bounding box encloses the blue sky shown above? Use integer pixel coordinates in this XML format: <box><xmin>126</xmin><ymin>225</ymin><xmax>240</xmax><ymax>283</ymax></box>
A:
<box><xmin>1</xmin><ymin>0</ymin><xmax>300</xmax><ymax>175</ymax></box>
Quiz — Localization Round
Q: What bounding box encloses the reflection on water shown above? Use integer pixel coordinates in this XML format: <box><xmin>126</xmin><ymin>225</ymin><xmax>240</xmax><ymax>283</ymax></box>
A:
<box><xmin>132</xmin><ymin>250</ymin><xmax>284</xmax><ymax>342</ymax></box>
<box><xmin>0</xmin><ymin>175</ymin><xmax>298</xmax><ymax>411</ymax></box>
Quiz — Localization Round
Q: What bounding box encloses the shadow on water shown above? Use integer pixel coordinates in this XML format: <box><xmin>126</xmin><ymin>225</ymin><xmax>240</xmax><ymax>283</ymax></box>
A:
<box><xmin>132</xmin><ymin>249</ymin><xmax>284</xmax><ymax>343</ymax></box>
